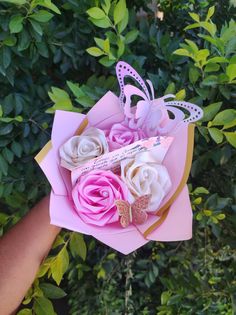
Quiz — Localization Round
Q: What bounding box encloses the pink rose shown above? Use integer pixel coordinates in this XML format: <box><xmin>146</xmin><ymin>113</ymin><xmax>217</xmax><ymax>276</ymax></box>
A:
<box><xmin>105</xmin><ymin>122</ymin><xmax>146</xmax><ymax>150</ymax></box>
<box><xmin>72</xmin><ymin>170</ymin><xmax>128</xmax><ymax>226</ymax></box>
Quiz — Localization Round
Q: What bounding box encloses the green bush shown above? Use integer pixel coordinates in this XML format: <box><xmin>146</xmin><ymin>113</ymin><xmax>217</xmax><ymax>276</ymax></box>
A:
<box><xmin>0</xmin><ymin>1</ymin><xmax>235</xmax><ymax>314</ymax></box>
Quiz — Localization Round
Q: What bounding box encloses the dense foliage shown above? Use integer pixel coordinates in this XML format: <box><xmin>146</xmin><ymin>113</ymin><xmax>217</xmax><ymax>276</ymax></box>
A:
<box><xmin>0</xmin><ymin>0</ymin><xmax>235</xmax><ymax>314</ymax></box>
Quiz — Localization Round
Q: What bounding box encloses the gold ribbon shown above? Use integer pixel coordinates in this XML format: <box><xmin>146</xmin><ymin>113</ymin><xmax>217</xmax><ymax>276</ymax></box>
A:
<box><xmin>35</xmin><ymin>140</ymin><xmax>52</xmax><ymax>164</ymax></box>
<box><xmin>143</xmin><ymin>124</ymin><xmax>195</xmax><ymax>238</ymax></box>
<box><xmin>75</xmin><ymin>117</ymin><xmax>88</xmax><ymax>135</ymax></box>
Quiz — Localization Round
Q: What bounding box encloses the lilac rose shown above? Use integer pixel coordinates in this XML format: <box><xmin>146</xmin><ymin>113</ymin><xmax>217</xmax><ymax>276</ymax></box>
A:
<box><xmin>105</xmin><ymin>122</ymin><xmax>146</xmax><ymax>150</ymax></box>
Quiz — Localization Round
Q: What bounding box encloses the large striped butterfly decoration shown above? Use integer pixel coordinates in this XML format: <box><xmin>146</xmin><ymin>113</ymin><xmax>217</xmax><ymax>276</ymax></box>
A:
<box><xmin>115</xmin><ymin>194</ymin><xmax>151</xmax><ymax>228</ymax></box>
<box><xmin>116</xmin><ymin>61</ymin><xmax>203</xmax><ymax>136</ymax></box>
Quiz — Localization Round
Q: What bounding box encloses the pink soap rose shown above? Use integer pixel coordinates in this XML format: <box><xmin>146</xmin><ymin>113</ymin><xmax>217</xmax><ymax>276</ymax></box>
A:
<box><xmin>105</xmin><ymin>122</ymin><xmax>146</xmax><ymax>150</ymax></box>
<box><xmin>72</xmin><ymin>170</ymin><xmax>128</xmax><ymax>226</ymax></box>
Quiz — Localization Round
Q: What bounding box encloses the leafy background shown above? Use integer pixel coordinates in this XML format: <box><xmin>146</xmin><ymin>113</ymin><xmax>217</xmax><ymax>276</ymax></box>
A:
<box><xmin>0</xmin><ymin>0</ymin><xmax>235</xmax><ymax>314</ymax></box>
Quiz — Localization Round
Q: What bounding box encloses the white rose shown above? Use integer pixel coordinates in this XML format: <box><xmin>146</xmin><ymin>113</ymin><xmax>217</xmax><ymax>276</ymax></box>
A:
<box><xmin>121</xmin><ymin>152</ymin><xmax>171</xmax><ymax>212</ymax></box>
<box><xmin>60</xmin><ymin>127</ymin><xmax>108</xmax><ymax>169</ymax></box>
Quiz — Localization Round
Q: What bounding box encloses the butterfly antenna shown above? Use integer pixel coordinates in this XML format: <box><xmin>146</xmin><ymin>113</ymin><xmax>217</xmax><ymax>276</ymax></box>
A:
<box><xmin>146</xmin><ymin>79</ymin><xmax>155</xmax><ymax>100</ymax></box>
<box><xmin>129</xmin><ymin>205</ymin><xmax>133</xmax><ymax>223</ymax></box>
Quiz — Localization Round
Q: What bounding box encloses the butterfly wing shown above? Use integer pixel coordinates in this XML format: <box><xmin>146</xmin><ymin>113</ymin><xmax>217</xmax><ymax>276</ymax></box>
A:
<box><xmin>116</xmin><ymin>62</ymin><xmax>152</xmax><ymax>128</ymax></box>
<box><xmin>131</xmin><ymin>194</ymin><xmax>151</xmax><ymax>225</ymax></box>
<box><xmin>115</xmin><ymin>200</ymin><xmax>131</xmax><ymax>228</ymax></box>
<box><xmin>154</xmin><ymin>100</ymin><xmax>203</xmax><ymax>135</ymax></box>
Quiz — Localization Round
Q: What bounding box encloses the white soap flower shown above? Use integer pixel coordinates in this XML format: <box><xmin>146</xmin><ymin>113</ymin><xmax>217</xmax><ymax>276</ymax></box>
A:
<box><xmin>121</xmin><ymin>152</ymin><xmax>171</xmax><ymax>212</ymax></box>
<box><xmin>60</xmin><ymin>127</ymin><xmax>108</xmax><ymax>169</ymax></box>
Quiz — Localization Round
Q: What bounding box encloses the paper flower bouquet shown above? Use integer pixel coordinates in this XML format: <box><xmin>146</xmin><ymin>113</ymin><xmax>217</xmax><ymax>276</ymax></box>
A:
<box><xmin>35</xmin><ymin>62</ymin><xmax>203</xmax><ymax>254</ymax></box>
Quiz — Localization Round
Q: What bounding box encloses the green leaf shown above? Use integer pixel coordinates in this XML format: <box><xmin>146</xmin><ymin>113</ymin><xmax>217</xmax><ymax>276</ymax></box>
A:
<box><xmin>193</xmin><ymin>197</ymin><xmax>202</xmax><ymax>205</ymax></box>
<box><xmin>206</xmin><ymin>6</ymin><xmax>215</xmax><ymax>21</ymax></box>
<box><xmin>224</xmin><ymin>132</ymin><xmax>236</xmax><ymax>148</ymax></box>
<box><xmin>0</xmin><ymin>155</ymin><xmax>8</xmax><ymax>176</ymax></box>
<box><xmin>0</xmin><ymin>212</ymin><xmax>8</xmax><ymax>224</ymax></box>
<box><xmin>33</xmin><ymin>297</ymin><xmax>54</xmax><ymax>315</ymax></box>
<box><xmin>48</xmin><ymin>87</ymin><xmax>73</xmax><ymax>111</ymax></box>
<box><xmin>204</xmin><ymin>63</ymin><xmax>220</xmax><ymax>72</ymax></box>
<box><xmin>185</xmin><ymin>39</ymin><xmax>199</xmax><ymax>53</ymax></box>
<box><xmin>189</xmin><ymin>67</ymin><xmax>200</xmax><ymax>84</ymax></box>
<box><xmin>29</xmin><ymin>20</ymin><xmax>43</xmax><ymax>36</ymax></box>
<box><xmin>189</xmin><ymin>12</ymin><xmax>200</xmax><ymax>22</ymax></box>
<box><xmin>3</xmin><ymin>36</ymin><xmax>17</xmax><ymax>47</ymax></box>
<box><xmin>229</xmin><ymin>56</ymin><xmax>236</xmax><ymax>64</ymax></box>
<box><xmin>199</xmin><ymin>21</ymin><xmax>216</xmax><ymax>36</ymax></box>
<box><xmin>198</xmin><ymin>34</ymin><xmax>222</xmax><ymax>47</ymax></box>
<box><xmin>217</xmin><ymin>213</ymin><xmax>226</xmax><ymax>220</ymax></box>
<box><xmin>202</xmin><ymin>75</ymin><xmax>218</xmax><ymax>86</ymax></box>
<box><xmin>51</xmin><ymin>246</ymin><xmax>69</xmax><ymax>285</ymax></box>
<box><xmin>206</xmin><ymin>57</ymin><xmax>229</xmax><ymax>64</ymax></box>
<box><xmin>101</xmin><ymin>0</ymin><xmax>111</xmax><ymax>14</ymax></box>
<box><xmin>2</xmin><ymin>0</ymin><xmax>26</xmax><ymax>5</ymax></box>
<box><xmin>94</xmin><ymin>37</ymin><xmax>105</xmax><ymax>49</ymax></box>
<box><xmin>161</xmin><ymin>291</ymin><xmax>171</xmax><ymax>305</ymax></box>
<box><xmin>117</xmin><ymin>8</ymin><xmax>128</xmax><ymax>33</ymax></box>
<box><xmin>87</xmin><ymin>7</ymin><xmax>106</xmax><ymax>19</ymax></box>
<box><xmin>212</xmin><ymin>109</ymin><xmax>236</xmax><ymax>126</ymax></box>
<box><xmin>69</xmin><ymin>233</ymin><xmax>87</xmax><ymax>260</ymax></box>
<box><xmin>219</xmin><ymin>74</ymin><xmax>230</xmax><ymax>84</ymax></box>
<box><xmin>208</xmin><ymin>128</ymin><xmax>224</xmax><ymax>144</ymax></box>
<box><xmin>18</xmin><ymin>29</ymin><xmax>30</xmax><ymax>51</ymax></box>
<box><xmin>219</xmin><ymin>85</ymin><xmax>231</xmax><ymax>99</ymax></box>
<box><xmin>37</xmin><ymin>260</ymin><xmax>51</xmax><ymax>278</ymax></box>
<box><xmin>49</xmin><ymin>87</ymin><xmax>69</xmax><ymax>102</ymax></box>
<box><xmin>222</xmin><ymin>117</ymin><xmax>236</xmax><ymax>130</ymax></box>
<box><xmin>117</xmin><ymin>36</ymin><xmax>125</xmax><ymax>58</ymax></box>
<box><xmin>203</xmin><ymin>210</ymin><xmax>212</xmax><ymax>216</ymax></box>
<box><xmin>184</xmin><ymin>22</ymin><xmax>200</xmax><ymax>31</ymax></box>
<box><xmin>86</xmin><ymin>47</ymin><xmax>104</xmax><ymax>57</ymax></box>
<box><xmin>173</xmin><ymin>49</ymin><xmax>191</xmax><ymax>57</ymax></box>
<box><xmin>37</xmin><ymin>0</ymin><xmax>61</xmax><ymax>14</ymax></box>
<box><xmin>99</xmin><ymin>56</ymin><xmax>115</xmax><ymax>67</ymax></box>
<box><xmin>193</xmin><ymin>187</ymin><xmax>209</xmax><ymax>195</ymax></box>
<box><xmin>30</xmin><ymin>10</ymin><xmax>54</xmax><ymax>23</ymax></box>
<box><xmin>195</xmin><ymin>49</ymin><xmax>210</xmax><ymax>62</ymax></box>
<box><xmin>51</xmin><ymin>236</ymin><xmax>64</xmax><ymax>250</ymax></box>
<box><xmin>175</xmin><ymin>89</ymin><xmax>186</xmax><ymax>100</ymax></box>
<box><xmin>168</xmin><ymin>294</ymin><xmax>182</xmax><ymax>305</ymax></box>
<box><xmin>89</xmin><ymin>17</ymin><xmax>111</xmax><ymax>28</ymax></box>
<box><xmin>11</xmin><ymin>141</ymin><xmax>22</xmax><ymax>157</ymax></box>
<box><xmin>107</xmin><ymin>253</ymin><xmax>116</xmax><ymax>260</ymax></box>
<box><xmin>17</xmin><ymin>309</ymin><xmax>32</xmax><ymax>315</ymax></box>
<box><xmin>97</xmin><ymin>267</ymin><xmax>106</xmax><ymax>279</ymax></box>
<box><xmin>0</xmin><ymin>116</ymin><xmax>23</xmax><ymax>123</ymax></box>
<box><xmin>113</xmin><ymin>0</ymin><xmax>126</xmax><ymax>25</ymax></box>
<box><xmin>2</xmin><ymin>148</ymin><xmax>14</xmax><ymax>164</ymax></box>
<box><xmin>9</xmin><ymin>15</ymin><xmax>24</xmax><ymax>33</ymax></box>
<box><xmin>226</xmin><ymin>64</ymin><xmax>236</xmax><ymax>82</ymax></box>
<box><xmin>2</xmin><ymin>46</ymin><xmax>11</xmax><ymax>69</ymax></box>
<box><xmin>66</xmin><ymin>81</ymin><xmax>83</xmax><ymax>98</ymax></box>
<box><xmin>103</xmin><ymin>38</ymin><xmax>110</xmax><ymax>54</ymax></box>
<box><xmin>165</xmin><ymin>82</ymin><xmax>175</xmax><ymax>94</ymax></box>
<box><xmin>202</xmin><ymin>102</ymin><xmax>222</xmax><ymax>122</ymax></box>
<box><xmin>125</xmin><ymin>29</ymin><xmax>139</xmax><ymax>44</ymax></box>
<box><xmin>40</xmin><ymin>283</ymin><xmax>67</xmax><ymax>299</ymax></box>
<box><xmin>76</xmin><ymin>95</ymin><xmax>94</xmax><ymax>107</ymax></box>
<box><xmin>0</xmin><ymin>123</ymin><xmax>13</xmax><ymax>135</ymax></box>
